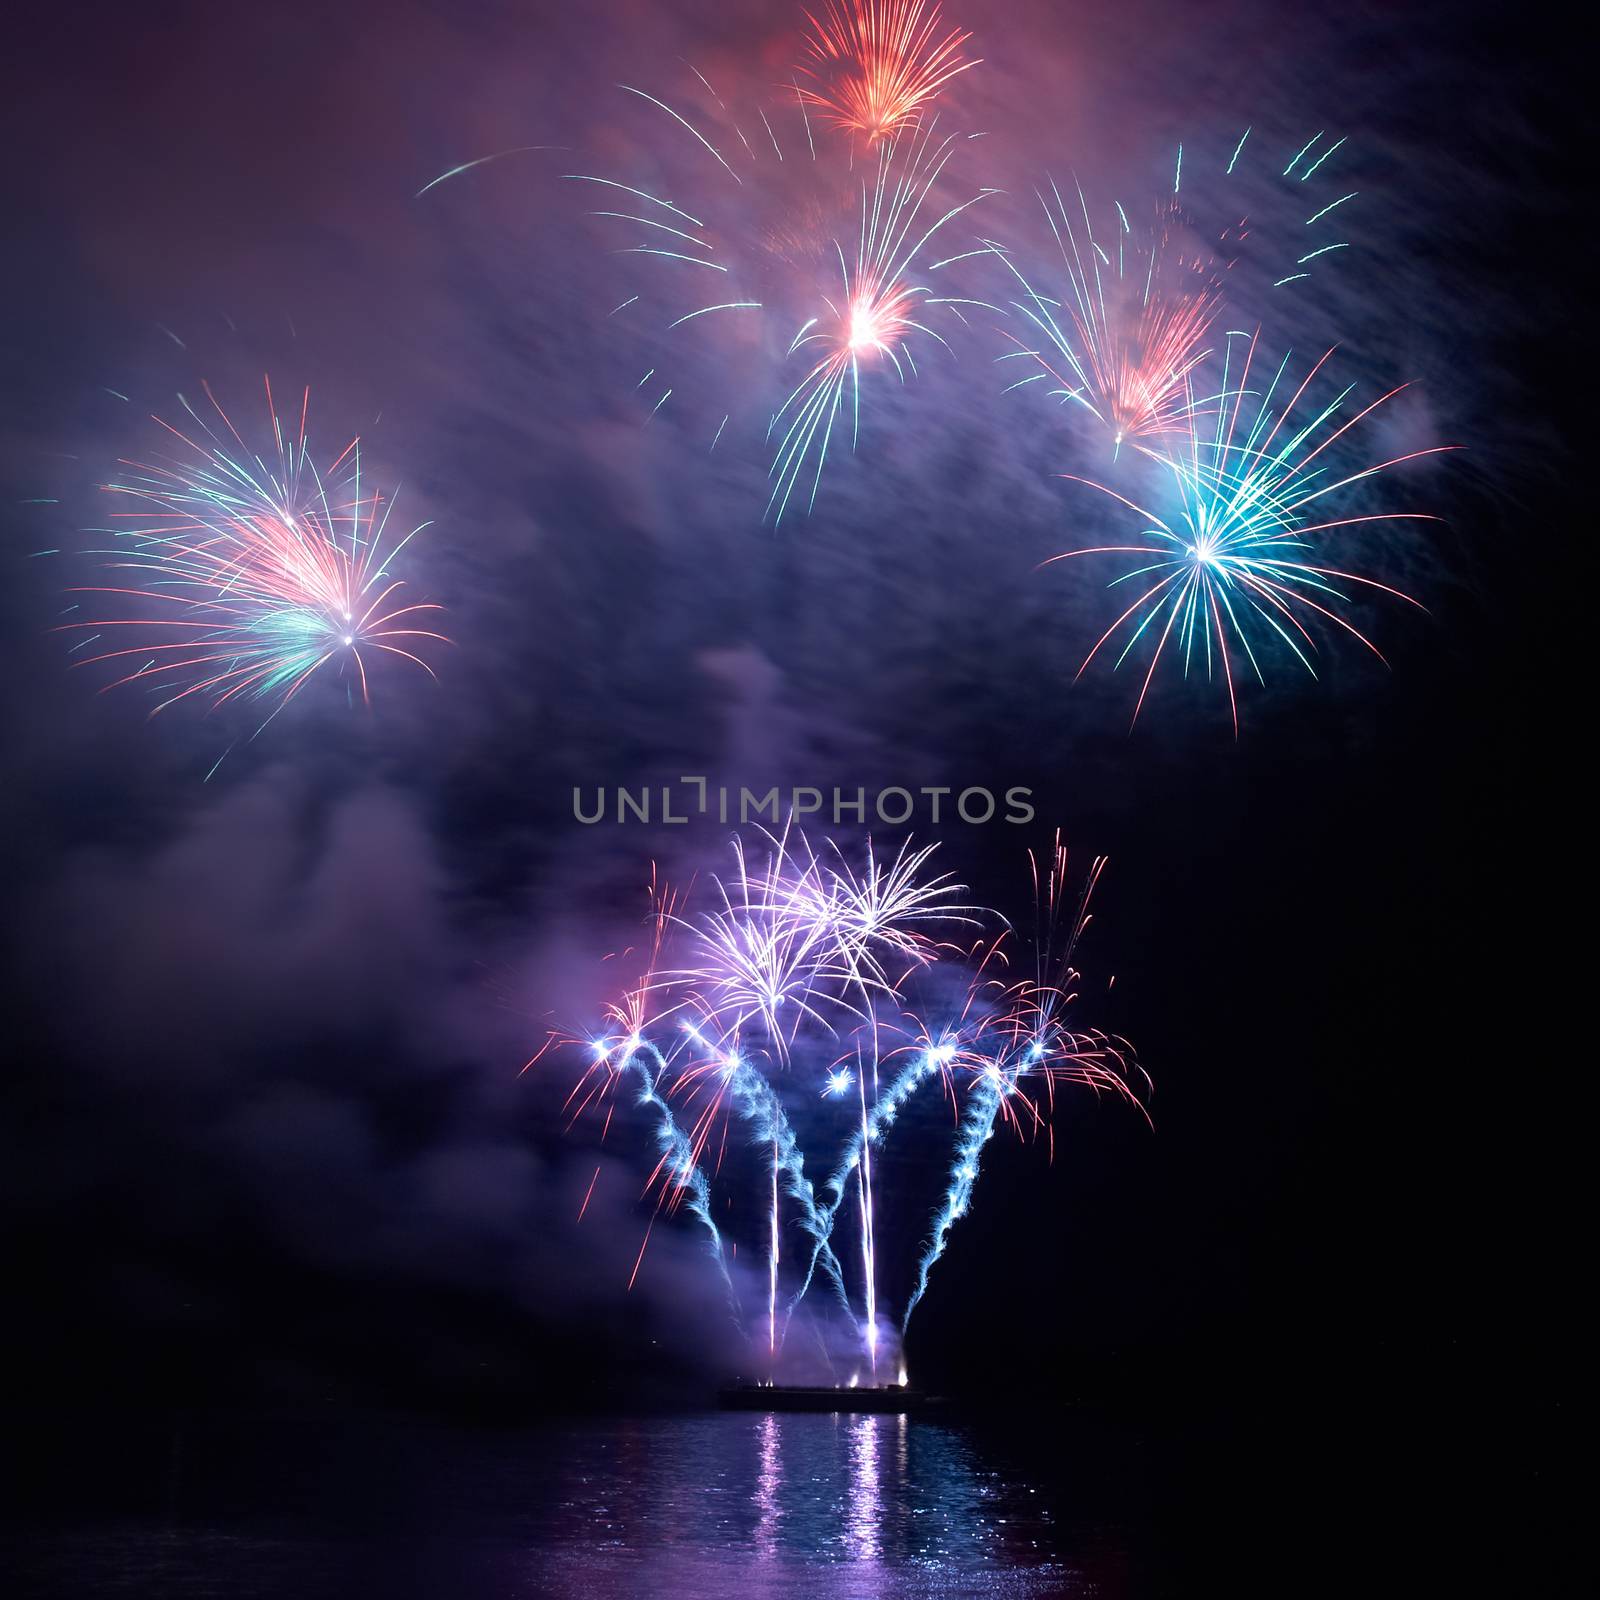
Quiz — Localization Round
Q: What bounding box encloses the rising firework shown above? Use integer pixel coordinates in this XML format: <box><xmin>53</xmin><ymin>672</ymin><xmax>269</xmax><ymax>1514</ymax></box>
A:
<box><xmin>550</xmin><ymin>828</ymin><xmax>1142</xmax><ymax>1382</ymax></box>
<box><xmin>1052</xmin><ymin>333</ymin><xmax>1452</xmax><ymax>732</ymax></box>
<box><xmin>797</xmin><ymin>0</ymin><xmax>981</xmax><ymax>145</ymax></box>
<box><xmin>63</xmin><ymin>379</ymin><xmax>445</xmax><ymax>724</ymax></box>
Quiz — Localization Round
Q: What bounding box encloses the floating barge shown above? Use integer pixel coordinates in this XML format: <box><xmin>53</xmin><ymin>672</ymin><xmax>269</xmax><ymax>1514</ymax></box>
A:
<box><xmin>718</xmin><ymin>1383</ymin><xmax>935</xmax><ymax>1414</ymax></box>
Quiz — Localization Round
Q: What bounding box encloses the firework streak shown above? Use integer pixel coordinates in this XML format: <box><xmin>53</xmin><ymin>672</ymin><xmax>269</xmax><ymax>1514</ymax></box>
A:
<box><xmin>64</xmin><ymin>379</ymin><xmax>445</xmax><ymax>726</ymax></box>
<box><xmin>548</xmin><ymin>829</ymin><xmax>1145</xmax><ymax>1380</ymax></box>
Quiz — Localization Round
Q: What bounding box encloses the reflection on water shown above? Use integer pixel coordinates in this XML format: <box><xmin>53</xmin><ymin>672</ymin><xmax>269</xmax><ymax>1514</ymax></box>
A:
<box><xmin>754</xmin><ymin>1411</ymin><xmax>782</xmax><ymax>1558</ymax></box>
<box><xmin>543</xmin><ymin>1412</ymin><xmax>1073</xmax><ymax>1583</ymax></box>
<box><xmin>4</xmin><ymin>1411</ymin><xmax>1135</xmax><ymax>1597</ymax></box>
<box><xmin>845</xmin><ymin>1412</ymin><xmax>887</xmax><ymax>1561</ymax></box>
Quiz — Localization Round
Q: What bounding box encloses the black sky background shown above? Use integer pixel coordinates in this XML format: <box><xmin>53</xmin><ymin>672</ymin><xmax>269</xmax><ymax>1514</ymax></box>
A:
<box><xmin>0</xmin><ymin>0</ymin><xmax>1579</xmax><ymax>1435</ymax></box>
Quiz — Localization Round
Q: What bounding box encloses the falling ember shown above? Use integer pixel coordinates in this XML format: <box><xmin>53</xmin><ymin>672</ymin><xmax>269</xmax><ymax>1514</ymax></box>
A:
<box><xmin>798</xmin><ymin>0</ymin><xmax>981</xmax><ymax>144</ymax></box>
<box><xmin>578</xmin><ymin>1165</ymin><xmax>602</xmax><ymax>1222</ymax></box>
<box><xmin>628</xmin><ymin>1216</ymin><xmax>656</xmax><ymax>1291</ymax></box>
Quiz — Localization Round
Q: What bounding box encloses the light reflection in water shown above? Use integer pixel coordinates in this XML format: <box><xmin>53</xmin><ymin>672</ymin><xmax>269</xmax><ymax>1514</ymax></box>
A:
<box><xmin>845</xmin><ymin>1413</ymin><xmax>882</xmax><ymax>1560</ymax></box>
<box><xmin>640</xmin><ymin>1409</ymin><xmax>1064</xmax><ymax>1580</ymax></box>
<box><xmin>16</xmin><ymin>1412</ymin><xmax>1117</xmax><ymax>1598</ymax></box>
<box><xmin>754</xmin><ymin>1412</ymin><xmax>782</xmax><ymax>1559</ymax></box>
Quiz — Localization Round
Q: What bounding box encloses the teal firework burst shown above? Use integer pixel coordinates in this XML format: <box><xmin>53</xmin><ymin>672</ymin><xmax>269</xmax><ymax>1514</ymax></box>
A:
<box><xmin>1053</xmin><ymin>333</ymin><xmax>1452</xmax><ymax>732</ymax></box>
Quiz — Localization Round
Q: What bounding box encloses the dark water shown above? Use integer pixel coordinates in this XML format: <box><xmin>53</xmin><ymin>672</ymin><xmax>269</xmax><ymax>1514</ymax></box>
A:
<box><xmin>4</xmin><ymin>1409</ymin><xmax>1151</xmax><ymax>1598</ymax></box>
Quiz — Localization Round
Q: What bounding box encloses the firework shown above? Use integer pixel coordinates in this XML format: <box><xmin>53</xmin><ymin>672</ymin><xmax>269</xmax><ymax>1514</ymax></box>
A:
<box><xmin>766</xmin><ymin>117</ymin><xmax>993</xmax><ymax>521</ymax></box>
<box><xmin>570</xmin><ymin>75</ymin><xmax>992</xmax><ymax>522</ymax></box>
<box><xmin>63</xmin><ymin>379</ymin><xmax>445</xmax><ymax>723</ymax></box>
<box><xmin>992</xmin><ymin>181</ymin><xmax>1222</xmax><ymax>456</ymax></box>
<box><xmin>551</xmin><ymin>829</ymin><xmax>1143</xmax><ymax>1379</ymax></box>
<box><xmin>1052</xmin><ymin>333</ymin><xmax>1451</xmax><ymax>732</ymax></box>
<box><xmin>797</xmin><ymin>0</ymin><xmax>981</xmax><ymax>144</ymax></box>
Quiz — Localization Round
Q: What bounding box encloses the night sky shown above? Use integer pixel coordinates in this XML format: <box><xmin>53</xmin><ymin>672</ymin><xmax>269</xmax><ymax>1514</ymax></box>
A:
<box><xmin>0</xmin><ymin>0</ymin><xmax>1574</xmax><ymax>1449</ymax></box>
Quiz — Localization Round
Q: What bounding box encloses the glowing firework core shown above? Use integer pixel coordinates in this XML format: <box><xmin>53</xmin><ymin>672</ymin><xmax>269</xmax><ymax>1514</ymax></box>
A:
<box><xmin>848</xmin><ymin>298</ymin><xmax>886</xmax><ymax>353</ymax></box>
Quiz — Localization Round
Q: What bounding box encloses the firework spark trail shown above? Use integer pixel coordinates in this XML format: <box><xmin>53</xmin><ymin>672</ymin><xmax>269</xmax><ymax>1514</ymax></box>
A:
<box><xmin>675</xmin><ymin>1024</ymin><xmax>855</xmax><ymax>1327</ymax></box>
<box><xmin>855</xmin><ymin>1063</ymin><xmax>880</xmax><ymax>1373</ymax></box>
<box><xmin>989</xmin><ymin>179</ymin><xmax>1221</xmax><ymax>456</ymax></box>
<box><xmin>792</xmin><ymin>1021</ymin><xmax>962</xmax><ymax>1325</ymax></box>
<box><xmin>797</xmin><ymin>0</ymin><xmax>981</xmax><ymax>144</ymax></box>
<box><xmin>61</xmin><ymin>379</ymin><xmax>445</xmax><ymax>723</ymax></box>
<box><xmin>743</xmin><ymin>1068</ymin><xmax>854</xmax><ymax>1351</ymax></box>
<box><xmin>780</xmin><ymin>852</ymin><xmax>974</xmax><ymax>1337</ymax></box>
<box><xmin>555</xmin><ymin>875</ymin><xmax>747</xmax><ymax>1311</ymax></box>
<box><xmin>733</xmin><ymin>1064</ymin><xmax>853</xmax><ymax>1324</ymax></box>
<box><xmin>723</xmin><ymin>829</ymin><xmax>973</xmax><ymax>1359</ymax></box>
<box><xmin>665</xmin><ymin>825</ymin><xmax>970</xmax><ymax>1046</ymax></box>
<box><xmin>897</xmin><ymin>1032</ymin><xmax>1145</xmax><ymax>1322</ymax></box>
<box><xmin>413</xmin><ymin>144</ymin><xmax>564</xmax><ymax>198</ymax></box>
<box><xmin>605</xmin><ymin>1005</ymin><xmax>855</xmax><ymax>1334</ymax></box>
<box><xmin>568</xmin><ymin>832</ymin><xmax>961</xmax><ymax>1341</ymax></box>
<box><xmin>823</xmin><ymin>1034</ymin><xmax>948</xmax><ymax>1368</ymax></box>
<box><xmin>900</xmin><ymin>1039</ymin><xmax>1010</xmax><ymax>1329</ymax></box>
<box><xmin>769</xmin><ymin>1133</ymin><xmax>781</xmax><ymax>1360</ymax></box>
<box><xmin>594</xmin><ymin>1037</ymin><xmax>743</xmax><ymax>1319</ymax></box>
<box><xmin>1051</xmin><ymin>331</ymin><xmax>1453</xmax><ymax>732</ymax></box>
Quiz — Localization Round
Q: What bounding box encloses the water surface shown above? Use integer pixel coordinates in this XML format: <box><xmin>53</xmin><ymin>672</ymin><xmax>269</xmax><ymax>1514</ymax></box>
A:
<box><xmin>6</xmin><ymin>1409</ymin><xmax>1145</xmax><ymax>1597</ymax></box>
